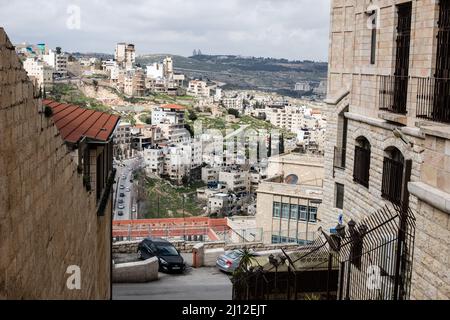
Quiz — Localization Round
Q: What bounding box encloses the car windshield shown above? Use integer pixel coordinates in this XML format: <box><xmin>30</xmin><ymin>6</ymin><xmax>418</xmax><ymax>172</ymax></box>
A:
<box><xmin>157</xmin><ymin>244</ymin><xmax>179</xmax><ymax>256</ymax></box>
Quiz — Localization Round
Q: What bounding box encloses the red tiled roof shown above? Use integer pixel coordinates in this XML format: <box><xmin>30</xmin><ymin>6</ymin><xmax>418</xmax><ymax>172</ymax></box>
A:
<box><xmin>162</xmin><ymin>104</ymin><xmax>186</xmax><ymax>111</ymax></box>
<box><xmin>43</xmin><ymin>100</ymin><xmax>120</xmax><ymax>144</ymax></box>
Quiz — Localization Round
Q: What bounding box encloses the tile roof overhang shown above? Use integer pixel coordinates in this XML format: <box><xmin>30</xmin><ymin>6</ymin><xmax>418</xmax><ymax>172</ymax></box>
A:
<box><xmin>42</xmin><ymin>100</ymin><xmax>120</xmax><ymax>145</ymax></box>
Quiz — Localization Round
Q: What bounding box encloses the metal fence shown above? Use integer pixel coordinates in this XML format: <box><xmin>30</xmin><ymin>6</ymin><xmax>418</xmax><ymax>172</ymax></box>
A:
<box><xmin>232</xmin><ymin>204</ymin><xmax>416</xmax><ymax>301</ymax></box>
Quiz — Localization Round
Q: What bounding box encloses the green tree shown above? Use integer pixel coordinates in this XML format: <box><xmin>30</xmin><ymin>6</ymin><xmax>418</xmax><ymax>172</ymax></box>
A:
<box><xmin>227</xmin><ymin>108</ymin><xmax>240</xmax><ymax>118</ymax></box>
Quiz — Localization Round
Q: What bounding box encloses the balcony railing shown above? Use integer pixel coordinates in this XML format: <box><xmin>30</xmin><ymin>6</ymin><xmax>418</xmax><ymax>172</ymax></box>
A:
<box><xmin>416</xmin><ymin>77</ymin><xmax>450</xmax><ymax>124</ymax></box>
<box><xmin>333</xmin><ymin>146</ymin><xmax>346</xmax><ymax>169</ymax></box>
<box><xmin>381</xmin><ymin>157</ymin><xmax>403</xmax><ymax>206</ymax></box>
<box><xmin>378</xmin><ymin>75</ymin><xmax>408</xmax><ymax>115</ymax></box>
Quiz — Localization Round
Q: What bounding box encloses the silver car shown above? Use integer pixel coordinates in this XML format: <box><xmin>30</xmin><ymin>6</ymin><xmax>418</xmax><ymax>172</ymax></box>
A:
<box><xmin>216</xmin><ymin>250</ymin><xmax>257</xmax><ymax>273</ymax></box>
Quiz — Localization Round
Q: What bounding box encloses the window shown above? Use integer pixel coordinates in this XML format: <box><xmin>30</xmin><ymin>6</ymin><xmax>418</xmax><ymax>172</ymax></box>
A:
<box><xmin>309</xmin><ymin>207</ymin><xmax>318</xmax><ymax>223</ymax></box>
<box><xmin>299</xmin><ymin>206</ymin><xmax>308</xmax><ymax>221</ymax></box>
<box><xmin>281</xmin><ymin>203</ymin><xmax>290</xmax><ymax>219</ymax></box>
<box><xmin>290</xmin><ymin>204</ymin><xmax>298</xmax><ymax>220</ymax></box>
<box><xmin>353</xmin><ymin>137</ymin><xmax>371</xmax><ymax>188</ymax></box>
<box><xmin>335</xmin><ymin>183</ymin><xmax>345</xmax><ymax>209</ymax></box>
<box><xmin>382</xmin><ymin>147</ymin><xmax>405</xmax><ymax>205</ymax></box>
<box><xmin>370</xmin><ymin>10</ymin><xmax>377</xmax><ymax>64</ymax></box>
<box><xmin>334</xmin><ymin>107</ymin><xmax>349</xmax><ymax>169</ymax></box>
<box><xmin>273</xmin><ymin>202</ymin><xmax>281</xmax><ymax>217</ymax></box>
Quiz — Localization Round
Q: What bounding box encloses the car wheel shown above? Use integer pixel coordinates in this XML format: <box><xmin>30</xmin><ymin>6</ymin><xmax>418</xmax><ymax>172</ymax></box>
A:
<box><xmin>137</xmin><ymin>249</ymin><xmax>143</xmax><ymax>260</ymax></box>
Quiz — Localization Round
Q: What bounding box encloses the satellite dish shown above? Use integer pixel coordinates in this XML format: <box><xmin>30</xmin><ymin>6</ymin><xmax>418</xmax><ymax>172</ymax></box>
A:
<box><xmin>285</xmin><ymin>174</ymin><xmax>299</xmax><ymax>185</ymax></box>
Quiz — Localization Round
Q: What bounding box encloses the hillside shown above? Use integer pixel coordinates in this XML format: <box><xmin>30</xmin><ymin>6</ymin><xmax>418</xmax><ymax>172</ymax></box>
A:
<box><xmin>136</xmin><ymin>54</ymin><xmax>328</xmax><ymax>96</ymax></box>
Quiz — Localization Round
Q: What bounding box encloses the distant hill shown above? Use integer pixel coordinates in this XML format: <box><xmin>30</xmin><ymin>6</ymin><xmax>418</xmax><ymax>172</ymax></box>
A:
<box><xmin>136</xmin><ymin>54</ymin><xmax>328</xmax><ymax>96</ymax></box>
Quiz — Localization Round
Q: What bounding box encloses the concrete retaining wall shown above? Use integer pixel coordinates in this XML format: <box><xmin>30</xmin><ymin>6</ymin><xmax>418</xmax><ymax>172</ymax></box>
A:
<box><xmin>112</xmin><ymin>257</ymin><xmax>159</xmax><ymax>283</ymax></box>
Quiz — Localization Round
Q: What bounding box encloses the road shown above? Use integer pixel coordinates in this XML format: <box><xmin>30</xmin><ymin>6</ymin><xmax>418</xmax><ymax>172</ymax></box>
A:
<box><xmin>113</xmin><ymin>157</ymin><xmax>144</xmax><ymax>221</ymax></box>
<box><xmin>112</xmin><ymin>267</ymin><xmax>232</xmax><ymax>300</ymax></box>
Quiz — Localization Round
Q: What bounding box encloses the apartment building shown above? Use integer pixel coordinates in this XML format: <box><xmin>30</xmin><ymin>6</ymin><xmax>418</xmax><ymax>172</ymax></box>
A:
<box><xmin>218</xmin><ymin>169</ymin><xmax>250</xmax><ymax>194</ymax></box>
<box><xmin>222</xmin><ymin>97</ymin><xmax>243</xmax><ymax>111</ymax></box>
<box><xmin>143</xmin><ymin>147</ymin><xmax>165</xmax><ymax>175</ymax></box>
<box><xmin>202</xmin><ymin>166</ymin><xmax>220</xmax><ymax>184</ymax></box>
<box><xmin>115</xmin><ymin>43</ymin><xmax>135</xmax><ymax>70</ymax></box>
<box><xmin>324</xmin><ymin>0</ymin><xmax>450</xmax><ymax>300</ymax></box>
<box><xmin>43</xmin><ymin>48</ymin><xmax>68</xmax><ymax>76</ymax></box>
<box><xmin>188</xmin><ymin>80</ymin><xmax>210</xmax><ymax>97</ymax></box>
<box><xmin>23</xmin><ymin>57</ymin><xmax>53</xmax><ymax>90</ymax></box>
<box><xmin>152</xmin><ymin>104</ymin><xmax>190</xmax><ymax>143</ymax></box>
<box><xmin>113</xmin><ymin>121</ymin><xmax>133</xmax><ymax>160</ymax></box>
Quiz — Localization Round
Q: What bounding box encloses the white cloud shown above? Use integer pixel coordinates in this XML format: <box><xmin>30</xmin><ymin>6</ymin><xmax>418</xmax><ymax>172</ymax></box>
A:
<box><xmin>0</xmin><ymin>0</ymin><xmax>331</xmax><ymax>60</ymax></box>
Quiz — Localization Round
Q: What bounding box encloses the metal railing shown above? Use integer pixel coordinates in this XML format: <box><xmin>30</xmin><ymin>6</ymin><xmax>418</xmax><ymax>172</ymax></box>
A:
<box><xmin>378</xmin><ymin>75</ymin><xmax>408</xmax><ymax>115</ymax></box>
<box><xmin>416</xmin><ymin>76</ymin><xmax>450</xmax><ymax>124</ymax></box>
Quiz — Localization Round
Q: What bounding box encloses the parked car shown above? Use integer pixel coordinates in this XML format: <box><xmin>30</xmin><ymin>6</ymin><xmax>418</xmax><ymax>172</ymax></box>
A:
<box><xmin>118</xmin><ymin>204</ymin><xmax>125</xmax><ymax>210</ymax></box>
<box><xmin>137</xmin><ymin>238</ymin><xmax>186</xmax><ymax>273</ymax></box>
<box><xmin>118</xmin><ymin>199</ymin><xmax>124</xmax><ymax>204</ymax></box>
<box><xmin>119</xmin><ymin>185</ymin><xmax>125</xmax><ymax>190</ymax></box>
<box><xmin>126</xmin><ymin>188</ymin><xmax>131</xmax><ymax>192</ymax></box>
<box><xmin>120</xmin><ymin>193</ymin><xmax>125</xmax><ymax>198</ymax></box>
<box><xmin>216</xmin><ymin>250</ymin><xmax>258</xmax><ymax>274</ymax></box>
<box><xmin>118</xmin><ymin>211</ymin><xmax>124</xmax><ymax>217</ymax></box>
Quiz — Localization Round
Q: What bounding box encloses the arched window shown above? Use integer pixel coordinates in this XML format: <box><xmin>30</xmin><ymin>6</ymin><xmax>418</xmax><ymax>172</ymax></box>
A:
<box><xmin>353</xmin><ymin>137</ymin><xmax>371</xmax><ymax>188</ymax></box>
<box><xmin>382</xmin><ymin>147</ymin><xmax>405</xmax><ymax>205</ymax></box>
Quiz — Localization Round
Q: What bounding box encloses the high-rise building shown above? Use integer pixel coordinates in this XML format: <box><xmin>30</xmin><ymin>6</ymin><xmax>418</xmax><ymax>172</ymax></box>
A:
<box><xmin>115</xmin><ymin>43</ymin><xmax>135</xmax><ymax>70</ymax></box>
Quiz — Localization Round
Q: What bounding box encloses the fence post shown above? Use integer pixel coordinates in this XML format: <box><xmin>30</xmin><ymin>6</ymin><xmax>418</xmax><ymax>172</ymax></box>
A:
<box><xmin>393</xmin><ymin>159</ymin><xmax>412</xmax><ymax>300</ymax></box>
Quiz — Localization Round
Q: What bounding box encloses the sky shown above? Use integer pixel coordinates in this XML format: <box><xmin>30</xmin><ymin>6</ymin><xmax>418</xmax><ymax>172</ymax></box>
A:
<box><xmin>0</xmin><ymin>0</ymin><xmax>331</xmax><ymax>61</ymax></box>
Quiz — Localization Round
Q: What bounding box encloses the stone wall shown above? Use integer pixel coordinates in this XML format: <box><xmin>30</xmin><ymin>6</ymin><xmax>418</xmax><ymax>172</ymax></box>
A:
<box><xmin>0</xmin><ymin>28</ymin><xmax>111</xmax><ymax>299</ymax></box>
<box><xmin>324</xmin><ymin>0</ymin><xmax>450</xmax><ymax>300</ymax></box>
<box><xmin>112</xmin><ymin>240</ymin><xmax>300</xmax><ymax>255</ymax></box>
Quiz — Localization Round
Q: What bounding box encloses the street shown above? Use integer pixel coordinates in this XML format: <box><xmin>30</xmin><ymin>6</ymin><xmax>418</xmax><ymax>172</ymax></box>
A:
<box><xmin>113</xmin><ymin>157</ymin><xmax>143</xmax><ymax>221</ymax></box>
<box><xmin>112</xmin><ymin>267</ymin><xmax>233</xmax><ymax>300</ymax></box>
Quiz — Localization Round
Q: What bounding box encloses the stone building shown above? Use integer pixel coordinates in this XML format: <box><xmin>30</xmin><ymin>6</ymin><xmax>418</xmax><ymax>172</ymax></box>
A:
<box><xmin>0</xmin><ymin>28</ymin><xmax>117</xmax><ymax>299</ymax></box>
<box><xmin>323</xmin><ymin>0</ymin><xmax>449</xmax><ymax>299</ymax></box>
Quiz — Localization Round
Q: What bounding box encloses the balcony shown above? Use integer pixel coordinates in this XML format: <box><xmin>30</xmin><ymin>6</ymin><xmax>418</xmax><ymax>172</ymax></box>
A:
<box><xmin>378</xmin><ymin>75</ymin><xmax>408</xmax><ymax>125</ymax></box>
<box><xmin>378</xmin><ymin>75</ymin><xmax>450</xmax><ymax>125</ymax></box>
<box><xmin>416</xmin><ymin>77</ymin><xmax>450</xmax><ymax>124</ymax></box>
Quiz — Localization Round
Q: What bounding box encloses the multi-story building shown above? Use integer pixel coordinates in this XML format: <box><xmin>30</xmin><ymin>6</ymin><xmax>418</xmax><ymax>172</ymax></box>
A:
<box><xmin>221</xmin><ymin>97</ymin><xmax>243</xmax><ymax>111</ymax></box>
<box><xmin>256</xmin><ymin>152</ymin><xmax>324</xmax><ymax>244</ymax></box>
<box><xmin>23</xmin><ymin>57</ymin><xmax>53</xmax><ymax>90</ymax></box>
<box><xmin>324</xmin><ymin>0</ymin><xmax>450</xmax><ymax>300</ymax></box>
<box><xmin>115</xmin><ymin>43</ymin><xmax>135</xmax><ymax>70</ymax></box>
<box><xmin>113</xmin><ymin>121</ymin><xmax>133</xmax><ymax>160</ymax></box>
<box><xmin>202</xmin><ymin>166</ymin><xmax>220</xmax><ymax>184</ymax></box>
<box><xmin>218</xmin><ymin>169</ymin><xmax>250</xmax><ymax>194</ymax></box>
<box><xmin>188</xmin><ymin>80</ymin><xmax>210</xmax><ymax>97</ymax></box>
<box><xmin>43</xmin><ymin>48</ymin><xmax>68</xmax><ymax>76</ymax></box>
<box><xmin>152</xmin><ymin>104</ymin><xmax>190</xmax><ymax>143</ymax></box>
<box><xmin>143</xmin><ymin>146</ymin><xmax>165</xmax><ymax>175</ymax></box>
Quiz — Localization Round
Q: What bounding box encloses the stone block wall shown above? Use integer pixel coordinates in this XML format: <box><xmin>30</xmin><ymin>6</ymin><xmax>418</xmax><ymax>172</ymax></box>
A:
<box><xmin>325</xmin><ymin>0</ymin><xmax>450</xmax><ymax>300</ymax></box>
<box><xmin>0</xmin><ymin>28</ymin><xmax>111</xmax><ymax>299</ymax></box>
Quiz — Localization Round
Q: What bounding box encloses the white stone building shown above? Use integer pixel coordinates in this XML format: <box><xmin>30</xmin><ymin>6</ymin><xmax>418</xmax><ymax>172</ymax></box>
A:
<box><xmin>23</xmin><ymin>57</ymin><xmax>53</xmax><ymax>90</ymax></box>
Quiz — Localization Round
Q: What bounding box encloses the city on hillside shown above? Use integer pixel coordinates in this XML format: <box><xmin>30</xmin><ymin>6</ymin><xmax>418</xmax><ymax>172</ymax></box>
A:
<box><xmin>0</xmin><ymin>0</ymin><xmax>448</xmax><ymax>305</ymax></box>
